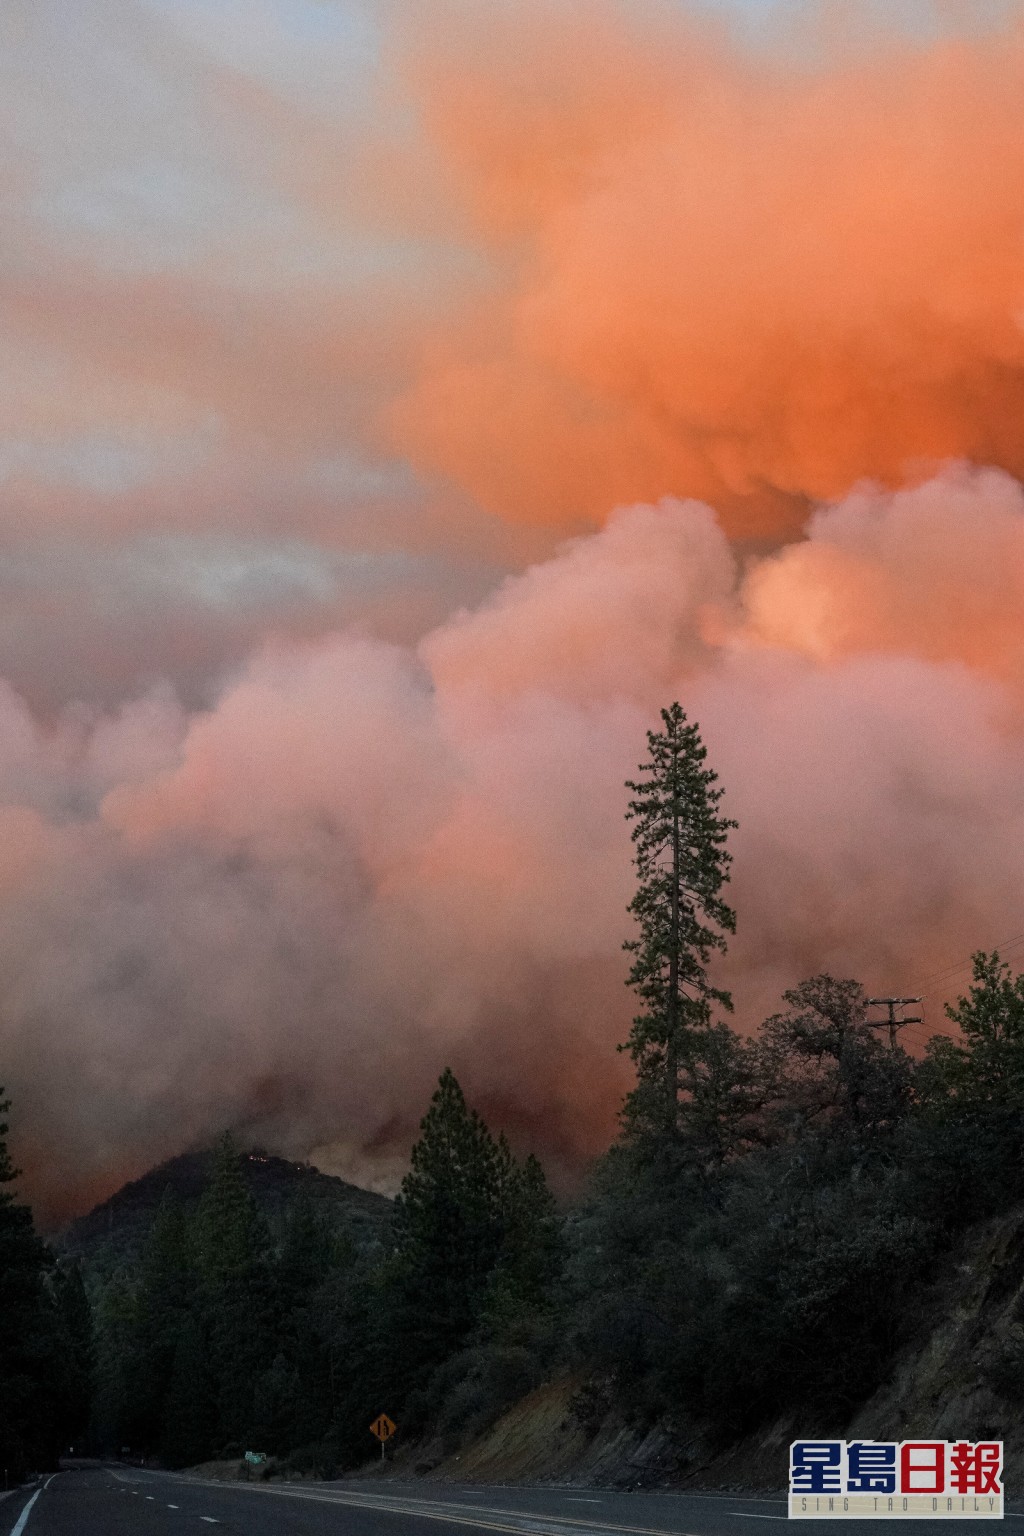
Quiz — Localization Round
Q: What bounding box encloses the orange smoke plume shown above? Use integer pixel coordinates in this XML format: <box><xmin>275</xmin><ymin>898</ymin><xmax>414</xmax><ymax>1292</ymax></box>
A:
<box><xmin>389</xmin><ymin>2</ymin><xmax>1024</xmax><ymax>535</ymax></box>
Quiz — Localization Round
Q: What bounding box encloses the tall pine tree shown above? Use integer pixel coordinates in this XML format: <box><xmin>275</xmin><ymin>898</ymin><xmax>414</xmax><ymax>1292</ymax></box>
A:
<box><xmin>622</xmin><ymin>703</ymin><xmax>736</xmax><ymax>1142</ymax></box>
<box><xmin>90</xmin><ymin>1268</ymin><xmax>137</xmax><ymax>1455</ymax></box>
<box><xmin>389</xmin><ymin>1070</ymin><xmax>504</xmax><ymax>1382</ymax></box>
<box><xmin>193</xmin><ymin>1135</ymin><xmax>278</xmax><ymax>1455</ymax></box>
<box><xmin>125</xmin><ymin>1193</ymin><xmax>194</xmax><ymax>1454</ymax></box>
<box><xmin>478</xmin><ymin>1144</ymin><xmax>564</xmax><ymax>1352</ymax></box>
<box><xmin>51</xmin><ymin>1262</ymin><xmax>94</xmax><ymax>1453</ymax></box>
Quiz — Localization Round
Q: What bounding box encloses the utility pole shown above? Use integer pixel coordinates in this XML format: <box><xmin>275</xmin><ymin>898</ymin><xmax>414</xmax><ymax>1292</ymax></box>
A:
<box><xmin>865</xmin><ymin>997</ymin><xmax>922</xmax><ymax>1049</ymax></box>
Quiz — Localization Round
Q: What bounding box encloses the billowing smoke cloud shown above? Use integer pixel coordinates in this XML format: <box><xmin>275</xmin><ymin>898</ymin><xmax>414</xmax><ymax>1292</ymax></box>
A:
<box><xmin>389</xmin><ymin>1</ymin><xmax>1024</xmax><ymax>534</ymax></box>
<box><xmin>3</xmin><ymin>464</ymin><xmax>1024</xmax><ymax>1223</ymax></box>
<box><xmin>8</xmin><ymin>2</ymin><xmax>1024</xmax><ymax>595</ymax></box>
<box><xmin>7</xmin><ymin>2</ymin><xmax>1024</xmax><ymax>1219</ymax></box>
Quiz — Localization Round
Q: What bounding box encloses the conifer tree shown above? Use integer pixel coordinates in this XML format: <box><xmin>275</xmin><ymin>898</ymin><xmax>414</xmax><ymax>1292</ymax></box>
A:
<box><xmin>622</xmin><ymin>703</ymin><xmax>737</xmax><ymax>1139</ymax></box>
<box><xmin>194</xmin><ymin>1136</ymin><xmax>277</xmax><ymax>1454</ymax></box>
<box><xmin>194</xmin><ymin>1135</ymin><xmax>268</xmax><ymax>1287</ymax></box>
<box><xmin>390</xmin><ymin>1070</ymin><xmax>504</xmax><ymax>1380</ymax></box>
<box><xmin>90</xmin><ymin>1268</ymin><xmax>138</xmax><ymax>1455</ymax></box>
<box><xmin>160</xmin><ymin>1312</ymin><xmax>216</xmax><ymax>1468</ymax></box>
<box><xmin>51</xmin><ymin>1262</ymin><xmax>95</xmax><ymax>1451</ymax></box>
<box><xmin>917</xmin><ymin>952</ymin><xmax>1024</xmax><ymax>1212</ymax></box>
<box><xmin>479</xmin><ymin>1147</ymin><xmax>564</xmax><ymax>1353</ymax></box>
<box><xmin>272</xmin><ymin>1195</ymin><xmax>338</xmax><ymax>1451</ymax></box>
<box><xmin>932</xmin><ymin>950</ymin><xmax>1024</xmax><ymax>1109</ymax></box>
<box><xmin>0</xmin><ymin>1086</ymin><xmax>60</xmax><ymax>1475</ymax></box>
<box><xmin>125</xmin><ymin>1193</ymin><xmax>194</xmax><ymax>1451</ymax></box>
<box><xmin>493</xmin><ymin>1147</ymin><xmax>562</xmax><ymax>1309</ymax></box>
<box><xmin>278</xmin><ymin>1194</ymin><xmax>334</xmax><ymax>1310</ymax></box>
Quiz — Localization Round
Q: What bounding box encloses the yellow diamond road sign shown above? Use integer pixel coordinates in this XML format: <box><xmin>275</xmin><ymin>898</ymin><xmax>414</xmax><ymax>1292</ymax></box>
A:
<box><xmin>370</xmin><ymin>1414</ymin><xmax>396</xmax><ymax>1442</ymax></box>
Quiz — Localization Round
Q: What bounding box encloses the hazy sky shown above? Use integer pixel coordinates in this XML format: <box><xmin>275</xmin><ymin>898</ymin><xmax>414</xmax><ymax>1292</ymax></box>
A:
<box><xmin>6</xmin><ymin>0</ymin><xmax>1024</xmax><ymax>1221</ymax></box>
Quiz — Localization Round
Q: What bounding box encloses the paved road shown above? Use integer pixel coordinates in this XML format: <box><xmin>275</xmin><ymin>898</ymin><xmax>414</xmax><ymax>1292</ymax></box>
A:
<box><xmin>0</xmin><ymin>1466</ymin><xmax>1018</xmax><ymax>1535</ymax></box>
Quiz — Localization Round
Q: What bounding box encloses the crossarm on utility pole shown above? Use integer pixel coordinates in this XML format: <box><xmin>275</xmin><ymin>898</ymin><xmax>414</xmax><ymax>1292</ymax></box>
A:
<box><xmin>865</xmin><ymin>997</ymin><xmax>923</xmax><ymax>1049</ymax></box>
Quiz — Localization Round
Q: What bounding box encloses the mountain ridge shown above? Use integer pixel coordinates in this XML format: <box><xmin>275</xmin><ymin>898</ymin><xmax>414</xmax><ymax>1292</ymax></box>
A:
<box><xmin>57</xmin><ymin>1147</ymin><xmax>393</xmax><ymax>1265</ymax></box>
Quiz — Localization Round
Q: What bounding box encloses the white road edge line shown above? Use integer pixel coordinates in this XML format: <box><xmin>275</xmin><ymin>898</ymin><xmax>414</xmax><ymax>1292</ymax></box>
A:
<box><xmin>10</xmin><ymin>1488</ymin><xmax>42</xmax><ymax>1536</ymax></box>
<box><xmin>730</xmin><ymin>1516</ymin><xmax>785</xmax><ymax>1521</ymax></box>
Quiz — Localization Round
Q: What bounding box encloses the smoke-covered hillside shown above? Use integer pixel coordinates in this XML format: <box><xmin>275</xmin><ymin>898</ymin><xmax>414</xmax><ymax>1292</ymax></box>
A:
<box><xmin>58</xmin><ymin>1148</ymin><xmax>392</xmax><ymax>1269</ymax></box>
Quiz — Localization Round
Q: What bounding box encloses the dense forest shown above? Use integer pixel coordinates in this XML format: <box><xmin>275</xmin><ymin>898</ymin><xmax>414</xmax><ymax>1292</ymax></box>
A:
<box><xmin>0</xmin><ymin>1090</ymin><xmax>92</xmax><ymax>1479</ymax></box>
<box><xmin>4</xmin><ymin>703</ymin><xmax>1024</xmax><ymax>1480</ymax></box>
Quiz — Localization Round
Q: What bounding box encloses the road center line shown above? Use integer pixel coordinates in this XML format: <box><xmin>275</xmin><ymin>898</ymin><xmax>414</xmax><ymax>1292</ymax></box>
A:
<box><xmin>246</xmin><ymin>1486</ymin><xmax>705</xmax><ymax>1536</ymax></box>
<box><xmin>170</xmin><ymin>1483</ymin><xmax>706</xmax><ymax>1536</ymax></box>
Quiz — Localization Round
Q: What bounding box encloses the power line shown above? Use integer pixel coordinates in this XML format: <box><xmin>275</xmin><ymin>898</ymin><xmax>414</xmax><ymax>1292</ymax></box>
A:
<box><xmin>864</xmin><ymin>929</ymin><xmax>1024</xmax><ymax>1056</ymax></box>
<box><xmin>913</xmin><ymin>930</ymin><xmax>1024</xmax><ymax>997</ymax></box>
<box><xmin>866</xmin><ymin>930</ymin><xmax>1024</xmax><ymax>1054</ymax></box>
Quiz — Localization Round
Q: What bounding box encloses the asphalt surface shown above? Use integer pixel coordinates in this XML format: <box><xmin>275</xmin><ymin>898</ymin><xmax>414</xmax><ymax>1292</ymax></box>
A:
<box><xmin>0</xmin><ymin>1466</ymin><xmax>1019</xmax><ymax>1536</ymax></box>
